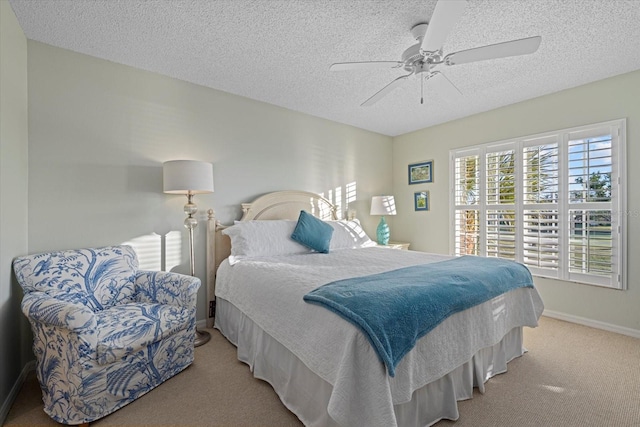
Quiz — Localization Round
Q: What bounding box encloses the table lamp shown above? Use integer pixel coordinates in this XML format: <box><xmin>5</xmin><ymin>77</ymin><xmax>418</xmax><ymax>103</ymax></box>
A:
<box><xmin>370</xmin><ymin>195</ymin><xmax>396</xmax><ymax>245</ymax></box>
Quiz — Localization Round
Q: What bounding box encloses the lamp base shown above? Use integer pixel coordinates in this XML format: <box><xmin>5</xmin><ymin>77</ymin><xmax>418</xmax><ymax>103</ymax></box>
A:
<box><xmin>376</xmin><ymin>216</ymin><xmax>390</xmax><ymax>245</ymax></box>
<box><xmin>194</xmin><ymin>328</ymin><xmax>211</xmax><ymax>347</ymax></box>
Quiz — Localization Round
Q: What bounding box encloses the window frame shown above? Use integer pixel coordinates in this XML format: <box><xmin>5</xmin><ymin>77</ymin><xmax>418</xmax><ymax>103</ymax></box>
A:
<box><xmin>449</xmin><ymin>119</ymin><xmax>627</xmax><ymax>290</ymax></box>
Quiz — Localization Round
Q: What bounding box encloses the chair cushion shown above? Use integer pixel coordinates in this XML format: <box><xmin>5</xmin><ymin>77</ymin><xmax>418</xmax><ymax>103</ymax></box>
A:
<box><xmin>13</xmin><ymin>246</ymin><xmax>139</xmax><ymax>312</ymax></box>
<box><xmin>95</xmin><ymin>302</ymin><xmax>192</xmax><ymax>365</ymax></box>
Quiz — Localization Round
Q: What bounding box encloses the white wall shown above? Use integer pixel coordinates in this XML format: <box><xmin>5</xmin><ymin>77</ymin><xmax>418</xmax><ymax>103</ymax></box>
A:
<box><xmin>0</xmin><ymin>0</ymin><xmax>29</xmax><ymax>421</ymax></box>
<box><xmin>26</xmin><ymin>41</ymin><xmax>393</xmax><ymax>322</ymax></box>
<box><xmin>392</xmin><ymin>70</ymin><xmax>640</xmax><ymax>333</ymax></box>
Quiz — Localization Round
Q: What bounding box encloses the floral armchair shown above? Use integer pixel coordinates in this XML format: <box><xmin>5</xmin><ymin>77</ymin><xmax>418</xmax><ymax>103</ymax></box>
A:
<box><xmin>13</xmin><ymin>245</ymin><xmax>200</xmax><ymax>425</ymax></box>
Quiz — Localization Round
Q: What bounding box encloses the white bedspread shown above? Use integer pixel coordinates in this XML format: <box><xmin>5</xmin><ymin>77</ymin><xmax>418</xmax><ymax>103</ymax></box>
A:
<box><xmin>215</xmin><ymin>248</ymin><xmax>544</xmax><ymax>427</ymax></box>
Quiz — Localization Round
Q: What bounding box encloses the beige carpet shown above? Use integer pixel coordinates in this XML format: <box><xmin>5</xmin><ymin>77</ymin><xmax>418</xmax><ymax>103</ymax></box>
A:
<box><xmin>4</xmin><ymin>317</ymin><xmax>640</xmax><ymax>426</ymax></box>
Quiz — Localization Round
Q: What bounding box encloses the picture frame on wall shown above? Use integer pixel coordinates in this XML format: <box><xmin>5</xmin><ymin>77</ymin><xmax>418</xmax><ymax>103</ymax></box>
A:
<box><xmin>414</xmin><ymin>191</ymin><xmax>429</xmax><ymax>211</ymax></box>
<box><xmin>408</xmin><ymin>160</ymin><xmax>433</xmax><ymax>184</ymax></box>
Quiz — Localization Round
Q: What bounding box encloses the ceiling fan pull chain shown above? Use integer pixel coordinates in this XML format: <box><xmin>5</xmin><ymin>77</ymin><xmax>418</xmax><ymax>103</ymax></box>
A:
<box><xmin>421</xmin><ymin>74</ymin><xmax>424</xmax><ymax>104</ymax></box>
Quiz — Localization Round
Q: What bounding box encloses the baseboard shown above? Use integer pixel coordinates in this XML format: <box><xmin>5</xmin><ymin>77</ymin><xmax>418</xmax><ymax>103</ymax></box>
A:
<box><xmin>196</xmin><ymin>318</ymin><xmax>207</xmax><ymax>329</ymax></box>
<box><xmin>0</xmin><ymin>360</ymin><xmax>36</xmax><ymax>425</ymax></box>
<box><xmin>543</xmin><ymin>310</ymin><xmax>640</xmax><ymax>339</ymax></box>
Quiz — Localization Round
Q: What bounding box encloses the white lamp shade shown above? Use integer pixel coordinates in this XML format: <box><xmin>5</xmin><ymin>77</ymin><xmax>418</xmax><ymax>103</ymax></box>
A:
<box><xmin>163</xmin><ymin>160</ymin><xmax>214</xmax><ymax>194</ymax></box>
<box><xmin>370</xmin><ymin>196</ymin><xmax>397</xmax><ymax>216</ymax></box>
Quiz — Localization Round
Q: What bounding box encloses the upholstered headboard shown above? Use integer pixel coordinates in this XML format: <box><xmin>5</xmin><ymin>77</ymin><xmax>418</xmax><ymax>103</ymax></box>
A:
<box><xmin>205</xmin><ymin>190</ymin><xmax>337</xmax><ymax>327</ymax></box>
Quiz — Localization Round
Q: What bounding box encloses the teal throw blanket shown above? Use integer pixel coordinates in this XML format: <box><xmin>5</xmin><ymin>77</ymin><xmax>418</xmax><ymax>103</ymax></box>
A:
<box><xmin>303</xmin><ymin>256</ymin><xmax>534</xmax><ymax>377</ymax></box>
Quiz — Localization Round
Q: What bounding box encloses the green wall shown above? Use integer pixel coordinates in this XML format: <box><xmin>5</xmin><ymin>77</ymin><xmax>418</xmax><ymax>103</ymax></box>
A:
<box><xmin>392</xmin><ymin>70</ymin><xmax>640</xmax><ymax>333</ymax></box>
<box><xmin>0</xmin><ymin>0</ymin><xmax>30</xmax><ymax>422</ymax></box>
<box><xmin>26</xmin><ymin>40</ymin><xmax>393</xmax><ymax>322</ymax></box>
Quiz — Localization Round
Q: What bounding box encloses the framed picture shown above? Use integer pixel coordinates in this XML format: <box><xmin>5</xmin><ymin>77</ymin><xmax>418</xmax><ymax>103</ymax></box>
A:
<box><xmin>408</xmin><ymin>160</ymin><xmax>433</xmax><ymax>184</ymax></box>
<box><xmin>414</xmin><ymin>191</ymin><xmax>429</xmax><ymax>211</ymax></box>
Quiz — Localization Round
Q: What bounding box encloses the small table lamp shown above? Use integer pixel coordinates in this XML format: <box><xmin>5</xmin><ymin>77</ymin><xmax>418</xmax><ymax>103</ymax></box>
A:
<box><xmin>163</xmin><ymin>160</ymin><xmax>214</xmax><ymax>347</ymax></box>
<box><xmin>370</xmin><ymin>195</ymin><xmax>396</xmax><ymax>245</ymax></box>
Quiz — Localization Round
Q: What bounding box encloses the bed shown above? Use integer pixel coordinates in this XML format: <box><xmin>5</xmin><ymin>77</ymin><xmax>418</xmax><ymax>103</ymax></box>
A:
<box><xmin>205</xmin><ymin>190</ymin><xmax>544</xmax><ymax>427</ymax></box>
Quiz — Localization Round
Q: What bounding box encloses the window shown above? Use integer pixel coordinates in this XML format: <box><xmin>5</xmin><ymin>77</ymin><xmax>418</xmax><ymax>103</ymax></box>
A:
<box><xmin>450</xmin><ymin>119</ymin><xmax>626</xmax><ymax>289</ymax></box>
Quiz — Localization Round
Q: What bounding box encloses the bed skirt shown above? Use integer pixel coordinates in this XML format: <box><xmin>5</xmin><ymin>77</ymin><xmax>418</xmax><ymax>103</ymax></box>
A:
<box><xmin>215</xmin><ymin>298</ymin><xmax>526</xmax><ymax>427</ymax></box>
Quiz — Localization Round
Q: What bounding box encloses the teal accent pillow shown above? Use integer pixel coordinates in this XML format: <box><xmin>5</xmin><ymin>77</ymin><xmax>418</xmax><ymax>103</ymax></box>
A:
<box><xmin>291</xmin><ymin>210</ymin><xmax>334</xmax><ymax>253</ymax></box>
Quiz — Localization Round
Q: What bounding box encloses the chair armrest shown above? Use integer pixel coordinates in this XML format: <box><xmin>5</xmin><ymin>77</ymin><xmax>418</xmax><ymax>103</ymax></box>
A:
<box><xmin>134</xmin><ymin>270</ymin><xmax>200</xmax><ymax>308</ymax></box>
<box><xmin>21</xmin><ymin>291</ymin><xmax>97</xmax><ymax>332</ymax></box>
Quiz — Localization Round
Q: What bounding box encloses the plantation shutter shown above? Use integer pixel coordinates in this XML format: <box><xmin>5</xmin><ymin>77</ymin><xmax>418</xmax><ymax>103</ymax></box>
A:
<box><xmin>453</xmin><ymin>152</ymin><xmax>480</xmax><ymax>256</ymax></box>
<box><xmin>485</xmin><ymin>148</ymin><xmax>516</xmax><ymax>260</ymax></box>
<box><xmin>522</xmin><ymin>137</ymin><xmax>560</xmax><ymax>277</ymax></box>
<box><xmin>566</xmin><ymin>126</ymin><xmax>620</xmax><ymax>287</ymax></box>
<box><xmin>450</xmin><ymin>119</ymin><xmax>625</xmax><ymax>289</ymax></box>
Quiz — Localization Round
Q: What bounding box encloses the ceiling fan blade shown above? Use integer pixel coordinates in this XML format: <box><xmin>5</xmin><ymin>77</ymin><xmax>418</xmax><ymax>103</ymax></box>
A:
<box><xmin>426</xmin><ymin>71</ymin><xmax>462</xmax><ymax>98</ymax></box>
<box><xmin>330</xmin><ymin>61</ymin><xmax>404</xmax><ymax>71</ymax></box>
<box><xmin>420</xmin><ymin>0</ymin><xmax>467</xmax><ymax>53</ymax></box>
<box><xmin>361</xmin><ymin>73</ymin><xmax>412</xmax><ymax>107</ymax></box>
<box><xmin>444</xmin><ymin>36</ymin><xmax>542</xmax><ymax>66</ymax></box>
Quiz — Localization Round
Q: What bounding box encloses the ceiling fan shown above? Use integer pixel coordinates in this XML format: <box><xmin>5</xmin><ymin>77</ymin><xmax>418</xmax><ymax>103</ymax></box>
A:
<box><xmin>330</xmin><ymin>0</ymin><xmax>542</xmax><ymax>106</ymax></box>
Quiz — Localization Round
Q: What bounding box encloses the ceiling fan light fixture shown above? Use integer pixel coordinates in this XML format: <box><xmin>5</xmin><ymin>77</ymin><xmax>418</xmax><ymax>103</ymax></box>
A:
<box><xmin>411</xmin><ymin>22</ymin><xmax>429</xmax><ymax>41</ymax></box>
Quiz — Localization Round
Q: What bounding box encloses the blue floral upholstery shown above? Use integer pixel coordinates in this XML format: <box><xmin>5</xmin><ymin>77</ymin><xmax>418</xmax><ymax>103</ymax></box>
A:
<box><xmin>13</xmin><ymin>245</ymin><xmax>200</xmax><ymax>425</ymax></box>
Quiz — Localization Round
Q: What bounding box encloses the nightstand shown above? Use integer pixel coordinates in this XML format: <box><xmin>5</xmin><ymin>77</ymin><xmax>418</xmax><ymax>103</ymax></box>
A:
<box><xmin>377</xmin><ymin>241</ymin><xmax>411</xmax><ymax>250</ymax></box>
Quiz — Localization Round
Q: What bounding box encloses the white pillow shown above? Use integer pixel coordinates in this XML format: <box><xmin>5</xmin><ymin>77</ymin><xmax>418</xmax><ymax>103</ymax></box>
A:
<box><xmin>329</xmin><ymin>219</ymin><xmax>375</xmax><ymax>251</ymax></box>
<box><xmin>222</xmin><ymin>220</ymin><xmax>311</xmax><ymax>264</ymax></box>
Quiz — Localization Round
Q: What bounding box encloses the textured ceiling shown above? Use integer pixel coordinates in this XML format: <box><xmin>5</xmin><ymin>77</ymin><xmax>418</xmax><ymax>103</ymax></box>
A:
<box><xmin>9</xmin><ymin>0</ymin><xmax>640</xmax><ymax>136</ymax></box>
